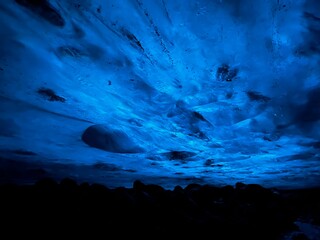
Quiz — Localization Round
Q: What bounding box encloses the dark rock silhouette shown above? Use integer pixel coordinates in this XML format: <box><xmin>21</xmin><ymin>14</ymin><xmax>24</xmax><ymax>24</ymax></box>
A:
<box><xmin>1</xmin><ymin>178</ymin><xmax>319</xmax><ymax>239</ymax></box>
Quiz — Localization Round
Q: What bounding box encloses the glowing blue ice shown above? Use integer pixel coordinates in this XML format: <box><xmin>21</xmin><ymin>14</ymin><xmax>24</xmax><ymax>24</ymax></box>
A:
<box><xmin>0</xmin><ymin>0</ymin><xmax>319</xmax><ymax>189</ymax></box>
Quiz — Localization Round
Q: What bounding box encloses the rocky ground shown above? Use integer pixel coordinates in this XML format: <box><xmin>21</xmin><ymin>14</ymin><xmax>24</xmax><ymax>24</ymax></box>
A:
<box><xmin>1</xmin><ymin>178</ymin><xmax>319</xmax><ymax>239</ymax></box>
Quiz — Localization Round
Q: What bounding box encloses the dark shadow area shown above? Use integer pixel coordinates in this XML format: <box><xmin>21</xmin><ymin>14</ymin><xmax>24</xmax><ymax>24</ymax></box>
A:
<box><xmin>15</xmin><ymin>0</ymin><xmax>65</xmax><ymax>27</ymax></box>
<box><xmin>1</xmin><ymin>177</ymin><xmax>319</xmax><ymax>239</ymax></box>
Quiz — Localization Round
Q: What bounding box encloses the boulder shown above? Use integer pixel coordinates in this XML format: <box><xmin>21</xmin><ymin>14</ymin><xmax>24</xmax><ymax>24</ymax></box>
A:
<box><xmin>82</xmin><ymin>124</ymin><xmax>143</xmax><ymax>153</ymax></box>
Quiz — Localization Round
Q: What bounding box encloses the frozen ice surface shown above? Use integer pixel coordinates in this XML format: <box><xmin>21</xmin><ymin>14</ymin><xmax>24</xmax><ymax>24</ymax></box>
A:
<box><xmin>0</xmin><ymin>0</ymin><xmax>319</xmax><ymax>189</ymax></box>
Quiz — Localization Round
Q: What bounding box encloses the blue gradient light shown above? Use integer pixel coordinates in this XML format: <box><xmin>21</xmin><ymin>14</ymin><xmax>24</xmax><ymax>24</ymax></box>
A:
<box><xmin>0</xmin><ymin>0</ymin><xmax>319</xmax><ymax>189</ymax></box>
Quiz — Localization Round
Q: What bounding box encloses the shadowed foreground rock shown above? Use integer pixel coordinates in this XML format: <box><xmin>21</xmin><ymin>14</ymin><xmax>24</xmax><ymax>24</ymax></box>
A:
<box><xmin>1</xmin><ymin>179</ymin><xmax>319</xmax><ymax>239</ymax></box>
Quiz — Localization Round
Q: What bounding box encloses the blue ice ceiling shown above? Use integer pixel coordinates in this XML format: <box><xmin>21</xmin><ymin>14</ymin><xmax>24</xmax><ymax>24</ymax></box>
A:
<box><xmin>0</xmin><ymin>0</ymin><xmax>319</xmax><ymax>189</ymax></box>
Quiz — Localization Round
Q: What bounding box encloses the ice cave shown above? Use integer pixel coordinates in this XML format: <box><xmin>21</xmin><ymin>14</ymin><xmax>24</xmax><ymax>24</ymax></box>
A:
<box><xmin>1</xmin><ymin>0</ymin><xmax>320</xmax><ymax>238</ymax></box>
<box><xmin>1</xmin><ymin>0</ymin><xmax>320</xmax><ymax>189</ymax></box>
